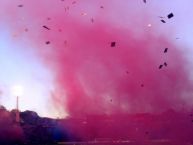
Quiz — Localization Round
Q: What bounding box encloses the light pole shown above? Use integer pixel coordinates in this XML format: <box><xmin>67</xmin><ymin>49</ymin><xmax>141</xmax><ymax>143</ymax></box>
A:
<box><xmin>12</xmin><ymin>85</ymin><xmax>23</xmax><ymax>123</ymax></box>
<box><xmin>16</xmin><ymin>96</ymin><xmax>20</xmax><ymax>123</ymax></box>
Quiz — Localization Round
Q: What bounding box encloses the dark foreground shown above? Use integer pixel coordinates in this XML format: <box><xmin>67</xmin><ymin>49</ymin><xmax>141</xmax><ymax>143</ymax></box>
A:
<box><xmin>56</xmin><ymin>140</ymin><xmax>193</xmax><ymax>145</ymax></box>
<box><xmin>1</xmin><ymin>106</ymin><xmax>193</xmax><ymax>145</ymax></box>
<box><xmin>18</xmin><ymin>140</ymin><xmax>193</xmax><ymax>145</ymax></box>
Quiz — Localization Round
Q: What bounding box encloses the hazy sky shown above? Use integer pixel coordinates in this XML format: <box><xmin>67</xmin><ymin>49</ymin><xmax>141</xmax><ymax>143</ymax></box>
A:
<box><xmin>0</xmin><ymin>0</ymin><xmax>193</xmax><ymax>118</ymax></box>
<box><xmin>0</xmin><ymin>28</ymin><xmax>57</xmax><ymax>117</ymax></box>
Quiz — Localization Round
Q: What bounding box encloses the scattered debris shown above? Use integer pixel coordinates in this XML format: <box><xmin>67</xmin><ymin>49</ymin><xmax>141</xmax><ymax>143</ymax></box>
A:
<box><xmin>46</xmin><ymin>41</ymin><xmax>50</xmax><ymax>45</ymax></box>
<box><xmin>164</xmin><ymin>62</ymin><xmax>167</xmax><ymax>66</ymax></box>
<box><xmin>72</xmin><ymin>1</ymin><xmax>76</xmax><ymax>4</ymax></box>
<box><xmin>43</xmin><ymin>25</ymin><xmax>50</xmax><ymax>30</ymax></box>
<box><xmin>161</xmin><ymin>20</ymin><xmax>166</xmax><ymax>23</ymax></box>
<box><xmin>164</xmin><ymin>48</ymin><xmax>168</xmax><ymax>53</ymax></box>
<box><xmin>158</xmin><ymin>16</ymin><xmax>165</xmax><ymax>19</ymax></box>
<box><xmin>24</xmin><ymin>28</ymin><xmax>28</xmax><ymax>32</ymax></box>
<box><xmin>91</xmin><ymin>18</ymin><xmax>94</xmax><ymax>23</ymax></box>
<box><xmin>18</xmin><ymin>4</ymin><xmax>23</xmax><ymax>7</ymax></box>
<box><xmin>65</xmin><ymin>6</ymin><xmax>70</xmax><ymax>12</ymax></box>
<box><xmin>167</xmin><ymin>13</ymin><xmax>174</xmax><ymax>19</ymax></box>
<box><xmin>64</xmin><ymin>40</ymin><xmax>67</xmax><ymax>46</ymax></box>
<box><xmin>81</xmin><ymin>12</ymin><xmax>87</xmax><ymax>16</ymax></box>
<box><xmin>111</xmin><ymin>42</ymin><xmax>116</xmax><ymax>47</ymax></box>
<box><xmin>159</xmin><ymin>65</ymin><xmax>163</xmax><ymax>69</ymax></box>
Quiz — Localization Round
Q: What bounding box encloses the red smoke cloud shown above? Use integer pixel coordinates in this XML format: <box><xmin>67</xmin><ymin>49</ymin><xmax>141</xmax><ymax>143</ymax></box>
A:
<box><xmin>1</xmin><ymin>0</ymin><xmax>193</xmax><ymax>117</ymax></box>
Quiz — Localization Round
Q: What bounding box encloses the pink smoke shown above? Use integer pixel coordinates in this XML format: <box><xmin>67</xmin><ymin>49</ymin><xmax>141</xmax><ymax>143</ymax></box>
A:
<box><xmin>1</xmin><ymin>0</ymin><xmax>193</xmax><ymax>117</ymax></box>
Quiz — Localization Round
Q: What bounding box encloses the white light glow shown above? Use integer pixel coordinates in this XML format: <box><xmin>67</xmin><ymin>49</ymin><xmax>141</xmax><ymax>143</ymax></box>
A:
<box><xmin>12</xmin><ymin>85</ymin><xmax>24</xmax><ymax>96</ymax></box>
<box><xmin>147</xmin><ymin>24</ymin><xmax>152</xmax><ymax>27</ymax></box>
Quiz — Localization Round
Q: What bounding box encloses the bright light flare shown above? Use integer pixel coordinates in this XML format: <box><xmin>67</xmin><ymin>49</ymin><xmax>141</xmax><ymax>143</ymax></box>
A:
<box><xmin>12</xmin><ymin>85</ymin><xmax>24</xmax><ymax>96</ymax></box>
<box><xmin>147</xmin><ymin>24</ymin><xmax>152</xmax><ymax>27</ymax></box>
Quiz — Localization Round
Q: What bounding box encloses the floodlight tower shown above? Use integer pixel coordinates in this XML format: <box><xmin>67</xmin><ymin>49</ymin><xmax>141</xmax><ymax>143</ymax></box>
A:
<box><xmin>12</xmin><ymin>85</ymin><xmax>23</xmax><ymax>123</ymax></box>
<box><xmin>16</xmin><ymin>96</ymin><xmax>20</xmax><ymax>123</ymax></box>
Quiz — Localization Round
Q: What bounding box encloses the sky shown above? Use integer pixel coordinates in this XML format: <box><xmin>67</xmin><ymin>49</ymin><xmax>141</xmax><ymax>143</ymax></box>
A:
<box><xmin>0</xmin><ymin>28</ymin><xmax>58</xmax><ymax>117</ymax></box>
<box><xmin>0</xmin><ymin>0</ymin><xmax>193</xmax><ymax>118</ymax></box>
